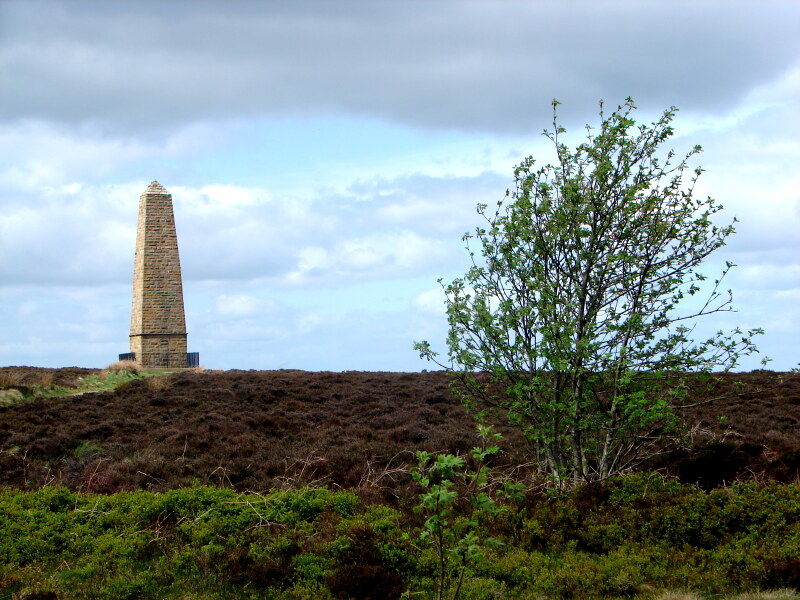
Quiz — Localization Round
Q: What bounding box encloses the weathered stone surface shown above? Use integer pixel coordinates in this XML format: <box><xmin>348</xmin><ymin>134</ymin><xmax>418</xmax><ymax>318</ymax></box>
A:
<box><xmin>129</xmin><ymin>181</ymin><xmax>188</xmax><ymax>368</ymax></box>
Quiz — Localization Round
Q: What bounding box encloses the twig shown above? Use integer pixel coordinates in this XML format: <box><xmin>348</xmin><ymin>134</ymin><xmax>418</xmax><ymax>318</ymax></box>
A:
<box><xmin>176</xmin><ymin>435</ymin><xmax>188</xmax><ymax>462</ymax></box>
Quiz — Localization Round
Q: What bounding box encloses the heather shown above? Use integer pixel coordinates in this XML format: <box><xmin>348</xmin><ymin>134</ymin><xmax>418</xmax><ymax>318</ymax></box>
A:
<box><xmin>1</xmin><ymin>367</ymin><xmax>799</xmax><ymax>599</ymax></box>
<box><xmin>2</xmin><ymin>368</ymin><xmax>799</xmax><ymax>493</ymax></box>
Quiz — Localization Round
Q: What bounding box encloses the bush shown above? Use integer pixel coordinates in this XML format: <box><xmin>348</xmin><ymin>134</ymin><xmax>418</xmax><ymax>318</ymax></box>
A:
<box><xmin>4</xmin><ymin>478</ymin><xmax>800</xmax><ymax>598</ymax></box>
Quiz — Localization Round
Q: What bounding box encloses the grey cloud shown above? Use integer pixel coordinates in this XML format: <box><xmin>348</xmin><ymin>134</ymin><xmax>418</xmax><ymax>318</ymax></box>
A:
<box><xmin>2</xmin><ymin>0</ymin><xmax>799</xmax><ymax>137</ymax></box>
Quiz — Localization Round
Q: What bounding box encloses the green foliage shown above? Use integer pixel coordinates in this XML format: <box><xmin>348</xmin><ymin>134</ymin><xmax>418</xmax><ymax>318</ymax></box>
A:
<box><xmin>3</xmin><ymin>477</ymin><xmax>800</xmax><ymax>598</ymax></box>
<box><xmin>416</xmin><ymin>97</ymin><xmax>764</xmax><ymax>485</ymax></box>
<box><xmin>411</xmin><ymin>426</ymin><xmax>525</xmax><ymax>600</ymax></box>
<box><xmin>0</xmin><ymin>485</ymin><xmax>405</xmax><ymax>599</ymax></box>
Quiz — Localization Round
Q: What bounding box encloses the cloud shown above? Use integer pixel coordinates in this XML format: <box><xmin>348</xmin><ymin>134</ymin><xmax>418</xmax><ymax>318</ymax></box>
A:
<box><xmin>2</xmin><ymin>1</ymin><xmax>799</xmax><ymax>136</ymax></box>
<box><xmin>0</xmin><ymin>120</ymin><xmax>224</xmax><ymax>194</ymax></box>
<box><xmin>0</xmin><ymin>185</ymin><xmax>137</xmax><ymax>286</ymax></box>
<box><xmin>286</xmin><ymin>231</ymin><xmax>444</xmax><ymax>286</ymax></box>
<box><xmin>1</xmin><ymin>0</ymin><xmax>798</xmax><ymax>372</ymax></box>
<box><xmin>0</xmin><ymin>283</ymin><xmax>130</xmax><ymax>368</ymax></box>
<box><xmin>213</xmin><ymin>294</ymin><xmax>275</xmax><ymax>319</ymax></box>
<box><xmin>0</xmin><ymin>171</ymin><xmax>501</xmax><ymax>289</ymax></box>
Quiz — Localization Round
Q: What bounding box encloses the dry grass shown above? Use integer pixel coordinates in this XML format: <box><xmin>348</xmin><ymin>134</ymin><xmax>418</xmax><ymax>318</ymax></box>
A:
<box><xmin>145</xmin><ymin>376</ymin><xmax>171</xmax><ymax>391</ymax></box>
<box><xmin>0</xmin><ymin>371</ymin><xmax>20</xmax><ymax>389</ymax></box>
<box><xmin>727</xmin><ymin>591</ymin><xmax>800</xmax><ymax>600</ymax></box>
<box><xmin>648</xmin><ymin>590</ymin><xmax>800</xmax><ymax>600</ymax></box>
<box><xmin>652</xmin><ymin>592</ymin><xmax>702</xmax><ymax>600</ymax></box>
<box><xmin>103</xmin><ymin>360</ymin><xmax>141</xmax><ymax>376</ymax></box>
<box><xmin>0</xmin><ymin>389</ymin><xmax>25</xmax><ymax>407</ymax></box>
<box><xmin>0</xmin><ymin>368</ymin><xmax>54</xmax><ymax>389</ymax></box>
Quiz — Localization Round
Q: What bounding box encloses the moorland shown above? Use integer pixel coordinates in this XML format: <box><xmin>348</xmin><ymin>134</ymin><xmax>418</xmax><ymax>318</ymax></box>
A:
<box><xmin>1</xmin><ymin>366</ymin><xmax>799</xmax><ymax>600</ymax></box>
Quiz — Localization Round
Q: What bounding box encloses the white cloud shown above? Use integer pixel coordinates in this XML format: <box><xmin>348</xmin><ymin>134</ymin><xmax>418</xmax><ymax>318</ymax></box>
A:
<box><xmin>286</xmin><ymin>231</ymin><xmax>446</xmax><ymax>286</ymax></box>
<box><xmin>178</xmin><ymin>184</ymin><xmax>272</xmax><ymax>208</ymax></box>
<box><xmin>213</xmin><ymin>294</ymin><xmax>274</xmax><ymax>318</ymax></box>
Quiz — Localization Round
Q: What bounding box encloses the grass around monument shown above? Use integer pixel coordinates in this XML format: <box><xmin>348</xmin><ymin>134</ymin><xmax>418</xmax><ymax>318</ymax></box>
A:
<box><xmin>0</xmin><ymin>361</ymin><xmax>171</xmax><ymax>406</ymax></box>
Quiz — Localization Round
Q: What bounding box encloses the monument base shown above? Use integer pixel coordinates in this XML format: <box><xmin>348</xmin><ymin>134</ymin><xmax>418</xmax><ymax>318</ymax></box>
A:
<box><xmin>118</xmin><ymin>351</ymin><xmax>199</xmax><ymax>369</ymax></box>
<box><xmin>129</xmin><ymin>333</ymin><xmax>189</xmax><ymax>368</ymax></box>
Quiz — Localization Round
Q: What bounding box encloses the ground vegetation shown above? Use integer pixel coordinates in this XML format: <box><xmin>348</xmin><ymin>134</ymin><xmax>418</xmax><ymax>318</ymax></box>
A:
<box><xmin>2</xmin><ymin>476</ymin><xmax>800</xmax><ymax>598</ymax></box>
<box><xmin>2</xmin><ymin>367</ymin><xmax>799</xmax><ymax>599</ymax></box>
<box><xmin>1</xmin><ymin>368</ymin><xmax>798</xmax><ymax>493</ymax></box>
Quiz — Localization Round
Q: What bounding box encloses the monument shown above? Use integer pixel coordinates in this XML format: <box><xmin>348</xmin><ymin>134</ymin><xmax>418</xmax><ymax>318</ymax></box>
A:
<box><xmin>120</xmin><ymin>181</ymin><xmax>198</xmax><ymax>368</ymax></box>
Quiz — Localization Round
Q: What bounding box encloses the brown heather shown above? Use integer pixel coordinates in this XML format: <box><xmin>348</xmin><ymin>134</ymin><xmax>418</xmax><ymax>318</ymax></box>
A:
<box><xmin>0</xmin><ymin>368</ymin><xmax>798</xmax><ymax>495</ymax></box>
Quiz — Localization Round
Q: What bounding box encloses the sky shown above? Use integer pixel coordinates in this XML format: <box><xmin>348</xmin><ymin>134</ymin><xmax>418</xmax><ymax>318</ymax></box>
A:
<box><xmin>1</xmin><ymin>0</ymin><xmax>799</xmax><ymax>372</ymax></box>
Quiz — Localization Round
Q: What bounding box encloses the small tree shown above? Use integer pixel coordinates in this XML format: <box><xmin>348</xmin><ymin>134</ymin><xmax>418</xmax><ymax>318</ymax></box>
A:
<box><xmin>411</xmin><ymin>426</ymin><xmax>523</xmax><ymax>600</ymax></box>
<box><xmin>415</xmin><ymin>98</ymin><xmax>764</xmax><ymax>486</ymax></box>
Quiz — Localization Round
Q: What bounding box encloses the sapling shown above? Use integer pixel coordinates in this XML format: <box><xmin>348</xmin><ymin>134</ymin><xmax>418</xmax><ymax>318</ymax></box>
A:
<box><xmin>411</xmin><ymin>426</ymin><xmax>524</xmax><ymax>600</ymax></box>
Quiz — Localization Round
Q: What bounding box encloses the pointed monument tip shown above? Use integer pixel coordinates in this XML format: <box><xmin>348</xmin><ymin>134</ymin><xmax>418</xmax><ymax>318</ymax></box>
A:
<box><xmin>144</xmin><ymin>180</ymin><xmax>169</xmax><ymax>195</ymax></box>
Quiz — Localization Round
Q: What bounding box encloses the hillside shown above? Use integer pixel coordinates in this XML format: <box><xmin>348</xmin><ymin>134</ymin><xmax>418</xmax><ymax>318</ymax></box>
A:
<box><xmin>2</xmin><ymin>367</ymin><xmax>799</xmax><ymax>494</ymax></box>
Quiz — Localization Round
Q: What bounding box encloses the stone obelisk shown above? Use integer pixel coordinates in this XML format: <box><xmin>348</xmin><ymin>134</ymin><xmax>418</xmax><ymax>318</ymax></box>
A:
<box><xmin>128</xmin><ymin>181</ymin><xmax>188</xmax><ymax>368</ymax></box>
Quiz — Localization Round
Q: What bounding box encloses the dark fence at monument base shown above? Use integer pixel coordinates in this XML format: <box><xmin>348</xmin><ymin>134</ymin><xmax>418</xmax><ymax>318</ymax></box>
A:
<box><xmin>117</xmin><ymin>352</ymin><xmax>199</xmax><ymax>368</ymax></box>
